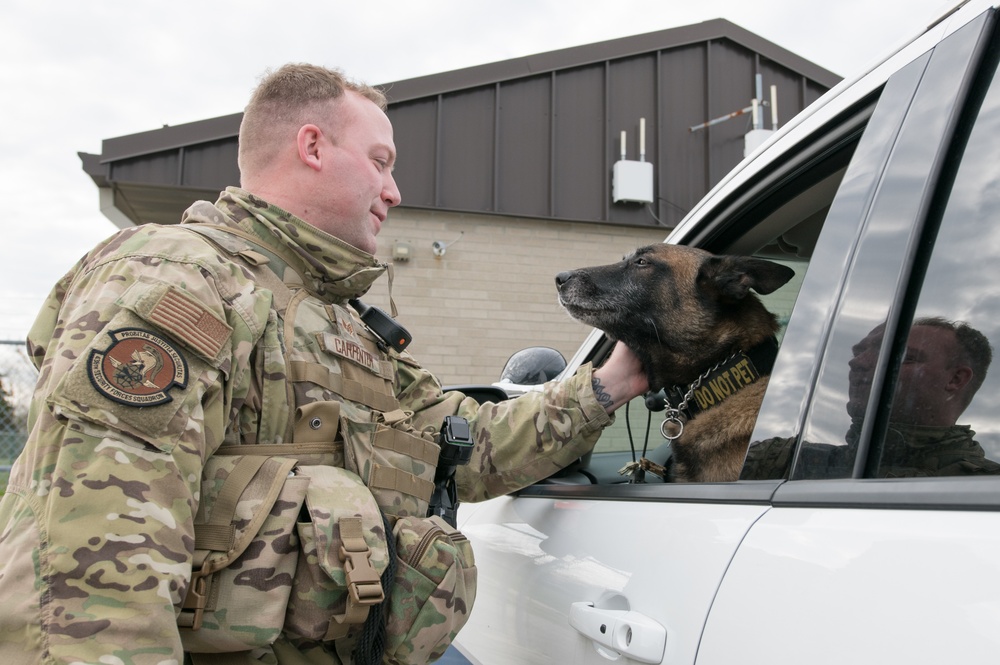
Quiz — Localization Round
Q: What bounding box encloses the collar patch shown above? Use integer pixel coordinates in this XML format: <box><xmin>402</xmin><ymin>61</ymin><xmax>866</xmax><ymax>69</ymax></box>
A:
<box><xmin>88</xmin><ymin>328</ymin><xmax>188</xmax><ymax>406</ymax></box>
<box><xmin>689</xmin><ymin>353</ymin><xmax>761</xmax><ymax>412</ymax></box>
<box><xmin>667</xmin><ymin>337</ymin><xmax>778</xmax><ymax>418</ymax></box>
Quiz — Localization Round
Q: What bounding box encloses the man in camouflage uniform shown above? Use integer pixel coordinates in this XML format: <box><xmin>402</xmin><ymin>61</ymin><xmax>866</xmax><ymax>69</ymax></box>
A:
<box><xmin>0</xmin><ymin>64</ymin><xmax>648</xmax><ymax>665</ymax></box>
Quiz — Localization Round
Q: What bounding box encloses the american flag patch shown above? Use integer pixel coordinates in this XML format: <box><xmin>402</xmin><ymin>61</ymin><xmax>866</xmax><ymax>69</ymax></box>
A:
<box><xmin>148</xmin><ymin>287</ymin><xmax>232</xmax><ymax>360</ymax></box>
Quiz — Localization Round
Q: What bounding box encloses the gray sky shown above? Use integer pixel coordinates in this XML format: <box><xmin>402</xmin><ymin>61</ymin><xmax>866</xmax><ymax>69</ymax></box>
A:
<box><xmin>0</xmin><ymin>0</ymin><xmax>952</xmax><ymax>340</ymax></box>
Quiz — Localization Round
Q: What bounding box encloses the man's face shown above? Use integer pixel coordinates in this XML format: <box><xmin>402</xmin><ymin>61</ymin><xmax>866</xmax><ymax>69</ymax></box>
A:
<box><xmin>847</xmin><ymin>324</ymin><xmax>962</xmax><ymax>424</ymax></box>
<box><xmin>312</xmin><ymin>92</ymin><xmax>401</xmax><ymax>255</ymax></box>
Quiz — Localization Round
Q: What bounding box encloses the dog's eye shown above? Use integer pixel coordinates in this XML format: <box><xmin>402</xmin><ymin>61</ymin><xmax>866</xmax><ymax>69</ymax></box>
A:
<box><xmin>634</xmin><ymin>257</ymin><xmax>648</xmax><ymax>266</ymax></box>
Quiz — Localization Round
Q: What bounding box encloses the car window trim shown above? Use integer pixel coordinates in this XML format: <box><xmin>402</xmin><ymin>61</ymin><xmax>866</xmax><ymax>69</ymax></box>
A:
<box><xmin>772</xmin><ymin>476</ymin><xmax>1000</xmax><ymax>510</ymax></box>
<box><xmin>516</xmin><ymin>479</ymin><xmax>782</xmax><ymax>504</ymax></box>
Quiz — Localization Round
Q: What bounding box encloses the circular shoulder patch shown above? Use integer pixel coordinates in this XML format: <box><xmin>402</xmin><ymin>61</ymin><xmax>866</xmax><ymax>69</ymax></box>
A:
<box><xmin>88</xmin><ymin>328</ymin><xmax>189</xmax><ymax>406</ymax></box>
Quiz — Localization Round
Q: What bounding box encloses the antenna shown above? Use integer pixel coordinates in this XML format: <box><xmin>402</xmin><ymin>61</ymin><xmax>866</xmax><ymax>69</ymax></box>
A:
<box><xmin>688</xmin><ymin>73</ymin><xmax>779</xmax><ymax>133</ymax></box>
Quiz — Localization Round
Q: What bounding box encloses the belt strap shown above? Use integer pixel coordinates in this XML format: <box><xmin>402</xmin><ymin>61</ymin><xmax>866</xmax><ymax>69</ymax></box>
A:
<box><xmin>325</xmin><ymin>516</ymin><xmax>385</xmax><ymax>641</ymax></box>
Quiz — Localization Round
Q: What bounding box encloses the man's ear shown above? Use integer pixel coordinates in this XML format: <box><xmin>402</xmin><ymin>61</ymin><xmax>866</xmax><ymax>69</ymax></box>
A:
<box><xmin>948</xmin><ymin>365</ymin><xmax>974</xmax><ymax>394</ymax></box>
<box><xmin>297</xmin><ymin>124</ymin><xmax>323</xmax><ymax>171</ymax></box>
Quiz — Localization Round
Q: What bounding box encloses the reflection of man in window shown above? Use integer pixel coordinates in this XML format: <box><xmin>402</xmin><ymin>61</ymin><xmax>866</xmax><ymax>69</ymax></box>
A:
<box><xmin>742</xmin><ymin>317</ymin><xmax>1000</xmax><ymax>479</ymax></box>
<box><xmin>848</xmin><ymin>317</ymin><xmax>1000</xmax><ymax>477</ymax></box>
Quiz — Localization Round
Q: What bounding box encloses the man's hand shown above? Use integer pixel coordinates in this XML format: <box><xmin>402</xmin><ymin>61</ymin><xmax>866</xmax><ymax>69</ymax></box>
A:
<box><xmin>591</xmin><ymin>342</ymin><xmax>648</xmax><ymax>413</ymax></box>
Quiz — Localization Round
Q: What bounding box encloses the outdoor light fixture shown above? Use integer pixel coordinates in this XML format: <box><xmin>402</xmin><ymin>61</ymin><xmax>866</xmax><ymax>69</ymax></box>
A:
<box><xmin>431</xmin><ymin>232</ymin><xmax>464</xmax><ymax>258</ymax></box>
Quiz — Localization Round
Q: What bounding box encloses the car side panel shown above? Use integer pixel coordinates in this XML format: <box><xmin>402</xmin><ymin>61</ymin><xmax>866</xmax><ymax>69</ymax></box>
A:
<box><xmin>697</xmin><ymin>506</ymin><xmax>1000</xmax><ymax>664</ymax></box>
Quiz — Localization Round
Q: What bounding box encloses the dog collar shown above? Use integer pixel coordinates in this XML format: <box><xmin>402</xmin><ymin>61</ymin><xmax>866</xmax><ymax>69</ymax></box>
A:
<box><xmin>665</xmin><ymin>336</ymin><xmax>779</xmax><ymax>421</ymax></box>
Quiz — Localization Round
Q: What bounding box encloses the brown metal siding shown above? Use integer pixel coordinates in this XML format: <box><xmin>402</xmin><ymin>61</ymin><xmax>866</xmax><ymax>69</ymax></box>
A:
<box><xmin>497</xmin><ymin>75</ymin><xmax>552</xmax><ymax>217</ymax></box>
<box><xmin>390</xmin><ymin>99</ymin><xmax>438</xmax><ymax>208</ymax></box>
<box><xmin>552</xmin><ymin>65</ymin><xmax>607</xmax><ymax>221</ymax></box>
<box><xmin>385</xmin><ymin>37</ymin><xmax>831</xmax><ymax>229</ymax></box>
<box><xmin>182</xmin><ymin>140</ymin><xmax>238</xmax><ymax>190</ymax></box>
<box><xmin>608</xmin><ymin>54</ymin><xmax>658</xmax><ymax>227</ymax></box>
<box><xmin>706</xmin><ymin>40</ymin><xmax>758</xmax><ymax>185</ymax></box>
<box><xmin>804</xmin><ymin>79</ymin><xmax>828</xmax><ymax>107</ymax></box>
<box><xmin>110</xmin><ymin>152</ymin><xmax>180</xmax><ymax>186</ymax></box>
<box><xmin>107</xmin><ymin>140</ymin><xmax>237</xmax><ymax>192</ymax></box>
<box><xmin>661</xmin><ymin>43</ymin><xmax>710</xmax><ymax>227</ymax></box>
<box><xmin>766</xmin><ymin>61</ymin><xmax>810</xmax><ymax>129</ymax></box>
<box><xmin>439</xmin><ymin>87</ymin><xmax>496</xmax><ymax>211</ymax></box>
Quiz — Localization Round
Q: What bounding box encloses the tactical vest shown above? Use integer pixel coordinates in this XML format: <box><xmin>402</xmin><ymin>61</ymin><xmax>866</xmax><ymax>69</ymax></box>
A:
<box><xmin>176</xmin><ymin>224</ymin><xmax>476</xmax><ymax>664</ymax></box>
<box><xmin>184</xmin><ymin>223</ymin><xmax>439</xmax><ymax>510</ymax></box>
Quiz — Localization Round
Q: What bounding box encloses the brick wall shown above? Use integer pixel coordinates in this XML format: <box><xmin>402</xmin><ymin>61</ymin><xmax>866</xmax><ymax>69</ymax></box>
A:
<box><xmin>362</xmin><ymin>208</ymin><xmax>666</xmax><ymax>386</ymax></box>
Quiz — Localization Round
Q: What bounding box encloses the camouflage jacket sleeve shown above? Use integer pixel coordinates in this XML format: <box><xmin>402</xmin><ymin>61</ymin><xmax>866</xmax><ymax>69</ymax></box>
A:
<box><xmin>0</xmin><ymin>227</ymin><xmax>266</xmax><ymax>665</ymax></box>
<box><xmin>392</xmin><ymin>354</ymin><xmax>613</xmax><ymax>502</ymax></box>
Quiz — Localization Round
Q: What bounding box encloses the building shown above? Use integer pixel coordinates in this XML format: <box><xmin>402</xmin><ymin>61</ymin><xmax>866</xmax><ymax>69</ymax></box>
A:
<box><xmin>80</xmin><ymin>19</ymin><xmax>839</xmax><ymax>385</ymax></box>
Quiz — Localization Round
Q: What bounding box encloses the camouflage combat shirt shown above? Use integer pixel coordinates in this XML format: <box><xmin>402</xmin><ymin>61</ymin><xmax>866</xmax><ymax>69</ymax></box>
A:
<box><xmin>0</xmin><ymin>187</ymin><xmax>612</xmax><ymax>665</ymax></box>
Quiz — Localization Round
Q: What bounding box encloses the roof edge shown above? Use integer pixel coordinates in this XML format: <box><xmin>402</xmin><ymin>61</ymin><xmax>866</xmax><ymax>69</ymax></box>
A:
<box><xmin>99</xmin><ymin>112</ymin><xmax>243</xmax><ymax>163</ymax></box>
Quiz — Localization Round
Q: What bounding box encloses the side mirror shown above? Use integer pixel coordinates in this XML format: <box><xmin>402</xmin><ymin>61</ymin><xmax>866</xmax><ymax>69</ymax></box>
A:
<box><xmin>499</xmin><ymin>347</ymin><xmax>567</xmax><ymax>385</ymax></box>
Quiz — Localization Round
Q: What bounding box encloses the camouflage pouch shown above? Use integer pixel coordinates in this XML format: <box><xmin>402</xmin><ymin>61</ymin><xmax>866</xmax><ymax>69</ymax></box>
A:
<box><xmin>180</xmin><ymin>454</ymin><xmax>309</xmax><ymax>652</ymax></box>
<box><xmin>283</xmin><ymin>465</ymin><xmax>391</xmax><ymax>642</ymax></box>
<box><xmin>384</xmin><ymin>515</ymin><xmax>478</xmax><ymax>665</ymax></box>
<box><xmin>342</xmin><ymin>409</ymin><xmax>440</xmax><ymax>519</ymax></box>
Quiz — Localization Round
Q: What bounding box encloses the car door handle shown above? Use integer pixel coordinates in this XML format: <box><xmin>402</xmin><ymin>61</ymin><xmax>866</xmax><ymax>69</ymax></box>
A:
<box><xmin>569</xmin><ymin>601</ymin><xmax>667</xmax><ymax>663</ymax></box>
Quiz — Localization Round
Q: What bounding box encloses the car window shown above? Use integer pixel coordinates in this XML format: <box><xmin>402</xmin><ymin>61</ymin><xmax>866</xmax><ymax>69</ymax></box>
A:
<box><xmin>866</xmin><ymin>35</ymin><xmax>1000</xmax><ymax>478</ymax></box>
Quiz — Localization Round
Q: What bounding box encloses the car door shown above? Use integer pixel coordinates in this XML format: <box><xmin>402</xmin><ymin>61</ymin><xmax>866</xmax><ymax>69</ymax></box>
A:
<box><xmin>451</xmin><ymin>6</ymin><xmax>999</xmax><ymax>665</ymax></box>
<box><xmin>699</xmin><ymin>8</ymin><xmax>1000</xmax><ymax>664</ymax></box>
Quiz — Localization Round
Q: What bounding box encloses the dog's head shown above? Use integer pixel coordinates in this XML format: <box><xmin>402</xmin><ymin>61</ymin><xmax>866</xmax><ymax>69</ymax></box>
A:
<box><xmin>556</xmin><ymin>244</ymin><xmax>794</xmax><ymax>389</ymax></box>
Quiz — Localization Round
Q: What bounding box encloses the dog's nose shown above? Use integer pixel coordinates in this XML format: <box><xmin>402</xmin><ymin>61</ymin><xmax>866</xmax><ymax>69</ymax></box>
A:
<box><xmin>555</xmin><ymin>271</ymin><xmax>573</xmax><ymax>287</ymax></box>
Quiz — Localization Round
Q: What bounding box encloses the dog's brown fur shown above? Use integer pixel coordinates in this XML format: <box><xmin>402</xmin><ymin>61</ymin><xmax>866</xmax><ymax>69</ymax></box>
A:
<box><xmin>556</xmin><ymin>244</ymin><xmax>794</xmax><ymax>482</ymax></box>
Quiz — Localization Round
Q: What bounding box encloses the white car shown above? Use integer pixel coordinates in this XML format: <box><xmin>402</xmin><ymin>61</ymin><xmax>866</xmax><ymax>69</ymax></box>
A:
<box><xmin>449</xmin><ymin>1</ymin><xmax>1000</xmax><ymax>663</ymax></box>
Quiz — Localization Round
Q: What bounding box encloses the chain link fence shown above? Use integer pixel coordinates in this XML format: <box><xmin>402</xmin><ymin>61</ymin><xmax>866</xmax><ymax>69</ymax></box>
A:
<box><xmin>0</xmin><ymin>340</ymin><xmax>37</xmax><ymax>488</ymax></box>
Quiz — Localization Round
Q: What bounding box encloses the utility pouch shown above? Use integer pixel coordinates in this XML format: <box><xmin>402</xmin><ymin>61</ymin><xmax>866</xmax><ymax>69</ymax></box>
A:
<box><xmin>283</xmin><ymin>465</ymin><xmax>391</xmax><ymax>642</ymax></box>
<box><xmin>342</xmin><ymin>409</ymin><xmax>440</xmax><ymax>519</ymax></box>
<box><xmin>384</xmin><ymin>515</ymin><xmax>478</xmax><ymax>665</ymax></box>
<box><xmin>179</xmin><ymin>454</ymin><xmax>308</xmax><ymax>653</ymax></box>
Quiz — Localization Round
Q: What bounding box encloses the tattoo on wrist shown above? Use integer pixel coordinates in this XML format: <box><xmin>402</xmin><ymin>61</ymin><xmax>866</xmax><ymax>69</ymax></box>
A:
<box><xmin>592</xmin><ymin>377</ymin><xmax>614</xmax><ymax>409</ymax></box>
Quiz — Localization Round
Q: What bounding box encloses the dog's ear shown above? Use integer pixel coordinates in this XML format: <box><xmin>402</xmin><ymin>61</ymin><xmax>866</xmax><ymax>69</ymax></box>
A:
<box><xmin>699</xmin><ymin>256</ymin><xmax>795</xmax><ymax>301</ymax></box>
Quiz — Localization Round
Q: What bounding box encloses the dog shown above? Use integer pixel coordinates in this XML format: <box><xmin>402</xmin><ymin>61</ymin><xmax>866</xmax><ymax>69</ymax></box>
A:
<box><xmin>555</xmin><ymin>244</ymin><xmax>794</xmax><ymax>482</ymax></box>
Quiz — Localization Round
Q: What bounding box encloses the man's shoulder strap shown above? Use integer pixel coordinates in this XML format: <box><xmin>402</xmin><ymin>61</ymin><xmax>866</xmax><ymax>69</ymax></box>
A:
<box><xmin>183</xmin><ymin>223</ymin><xmax>297</xmax><ymax>312</ymax></box>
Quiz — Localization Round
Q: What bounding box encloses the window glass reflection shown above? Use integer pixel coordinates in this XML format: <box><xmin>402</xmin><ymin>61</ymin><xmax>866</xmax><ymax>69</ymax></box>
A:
<box><xmin>871</xmin><ymin>45</ymin><xmax>1000</xmax><ymax>477</ymax></box>
<box><xmin>865</xmin><ymin>319</ymin><xmax>1000</xmax><ymax>476</ymax></box>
